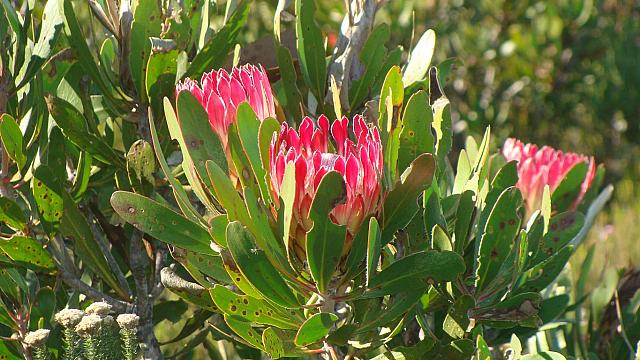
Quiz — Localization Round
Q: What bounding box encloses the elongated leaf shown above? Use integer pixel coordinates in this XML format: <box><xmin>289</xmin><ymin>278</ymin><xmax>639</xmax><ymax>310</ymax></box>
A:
<box><xmin>357</xmin><ymin>287</ymin><xmax>427</xmax><ymax>333</ymax></box>
<box><xmin>185</xmin><ymin>1</ymin><xmax>249</xmax><ymax>77</ymax></box>
<box><xmin>148</xmin><ymin>108</ymin><xmax>203</xmax><ymax>223</ymax></box>
<box><xmin>15</xmin><ymin>0</ymin><xmax>64</xmax><ymax>89</ymax></box>
<box><xmin>306</xmin><ymin>171</ymin><xmax>347</xmax><ymax>293</ymax></box>
<box><xmin>111</xmin><ymin>191</ymin><xmax>213</xmax><ymax>254</ymax></box>
<box><xmin>60</xmin><ymin>192</ymin><xmax>128</xmax><ymax>299</ymax></box>
<box><xmin>530</xmin><ymin>211</ymin><xmax>583</xmax><ymax>266</ymax></box>
<box><xmin>276</xmin><ymin>46</ymin><xmax>303</xmax><ymax>122</ymax></box>
<box><xmin>211</xmin><ymin>285</ymin><xmax>299</xmax><ymax>329</ymax></box>
<box><xmin>551</xmin><ymin>162</ymin><xmax>588</xmax><ymax>212</ymax></box>
<box><xmin>205</xmin><ymin>160</ymin><xmax>250</xmax><ymax>224</ymax></box>
<box><xmin>0</xmin><ymin>235</ymin><xmax>54</xmax><ymax>271</ymax></box>
<box><xmin>129</xmin><ymin>0</ymin><xmax>162</xmax><ymax>102</ymax></box>
<box><xmin>475</xmin><ymin>187</ymin><xmax>523</xmax><ymax>291</ymax></box>
<box><xmin>295</xmin><ymin>0</ymin><xmax>326</xmax><ymax>100</ymax></box>
<box><xmin>516</xmin><ymin>246</ymin><xmax>573</xmax><ymax>294</ymax></box>
<box><xmin>294</xmin><ymin>312</ymin><xmax>338</xmax><ymax>346</ymax></box>
<box><xmin>160</xmin><ymin>267</ymin><xmax>218</xmax><ymax>312</ymax></box>
<box><xmin>46</xmin><ymin>96</ymin><xmax>124</xmax><ymax>167</ymax></box>
<box><xmin>236</xmin><ymin>104</ymin><xmax>271</xmax><ymax>202</ymax></box>
<box><xmin>32</xmin><ymin>166</ymin><xmax>64</xmax><ymax>236</ymax></box>
<box><xmin>164</xmin><ymin>97</ymin><xmax>216</xmax><ymax>212</ymax></box>
<box><xmin>402</xmin><ymin>29</ymin><xmax>436</xmax><ymax>87</ymax></box>
<box><xmin>349</xmin><ymin>24</ymin><xmax>390</xmax><ymax>110</ymax></box>
<box><xmin>366</xmin><ymin>218</ymin><xmax>381</xmax><ymax>286</ymax></box>
<box><xmin>0</xmin><ymin>114</ymin><xmax>26</xmax><ymax>169</ymax></box>
<box><xmin>367</xmin><ymin>250</ymin><xmax>464</xmax><ymax>296</ymax></box>
<box><xmin>226</xmin><ymin>222</ymin><xmax>299</xmax><ymax>308</ymax></box>
<box><xmin>381</xmin><ymin>154</ymin><xmax>435</xmax><ymax>244</ymax></box>
<box><xmin>398</xmin><ymin>91</ymin><xmax>434</xmax><ymax>172</ymax></box>
<box><xmin>224</xmin><ymin>315</ymin><xmax>265</xmax><ymax>350</ymax></box>
<box><xmin>0</xmin><ymin>198</ymin><xmax>26</xmax><ymax>231</ymax></box>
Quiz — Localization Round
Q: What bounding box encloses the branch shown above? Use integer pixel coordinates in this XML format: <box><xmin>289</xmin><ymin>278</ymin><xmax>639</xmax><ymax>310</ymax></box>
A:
<box><xmin>58</xmin><ymin>268</ymin><xmax>132</xmax><ymax>313</ymax></box>
<box><xmin>326</xmin><ymin>0</ymin><xmax>379</xmax><ymax>111</ymax></box>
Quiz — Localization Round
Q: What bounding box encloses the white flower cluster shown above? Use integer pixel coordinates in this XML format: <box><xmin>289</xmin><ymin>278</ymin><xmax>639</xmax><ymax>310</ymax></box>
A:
<box><xmin>74</xmin><ymin>315</ymin><xmax>102</xmax><ymax>337</ymax></box>
<box><xmin>116</xmin><ymin>314</ymin><xmax>140</xmax><ymax>331</ymax></box>
<box><xmin>54</xmin><ymin>309</ymin><xmax>85</xmax><ymax>328</ymax></box>
<box><xmin>23</xmin><ymin>329</ymin><xmax>50</xmax><ymax>347</ymax></box>
<box><xmin>85</xmin><ymin>302</ymin><xmax>113</xmax><ymax>317</ymax></box>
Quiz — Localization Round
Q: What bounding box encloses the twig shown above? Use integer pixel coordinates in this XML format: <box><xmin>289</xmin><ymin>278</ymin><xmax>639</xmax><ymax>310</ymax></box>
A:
<box><xmin>85</xmin><ymin>206</ymin><xmax>133</xmax><ymax>299</ymax></box>
<box><xmin>326</xmin><ymin>0</ymin><xmax>379</xmax><ymax>110</ymax></box>
<box><xmin>129</xmin><ymin>230</ymin><xmax>163</xmax><ymax>359</ymax></box>
<box><xmin>58</xmin><ymin>268</ymin><xmax>132</xmax><ymax>313</ymax></box>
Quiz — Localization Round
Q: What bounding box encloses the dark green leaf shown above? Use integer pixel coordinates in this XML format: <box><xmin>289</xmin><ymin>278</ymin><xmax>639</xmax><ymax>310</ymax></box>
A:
<box><xmin>185</xmin><ymin>1</ymin><xmax>249</xmax><ymax>78</ymax></box>
<box><xmin>349</xmin><ymin>24</ymin><xmax>390</xmax><ymax>110</ymax></box>
<box><xmin>275</xmin><ymin>46</ymin><xmax>303</xmax><ymax>122</ymax></box>
<box><xmin>0</xmin><ymin>197</ymin><xmax>26</xmax><ymax>231</ymax></box>
<box><xmin>366</xmin><ymin>218</ymin><xmax>381</xmax><ymax>286</ymax></box>
<box><xmin>129</xmin><ymin>0</ymin><xmax>162</xmax><ymax>102</ymax></box>
<box><xmin>551</xmin><ymin>162</ymin><xmax>588</xmax><ymax>212</ymax></box>
<box><xmin>294</xmin><ymin>312</ymin><xmax>338</xmax><ymax>346</ymax></box>
<box><xmin>226</xmin><ymin>221</ymin><xmax>299</xmax><ymax>308</ymax></box>
<box><xmin>0</xmin><ymin>236</ymin><xmax>55</xmax><ymax>271</ymax></box>
<box><xmin>0</xmin><ymin>114</ymin><xmax>25</xmax><ymax>169</ymax></box>
<box><xmin>367</xmin><ymin>250</ymin><xmax>465</xmax><ymax>296</ymax></box>
<box><xmin>110</xmin><ymin>191</ymin><xmax>214</xmax><ymax>254</ymax></box>
<box><xmin>306</xmin><ymin>171</ymin><xmax>347</xmax><ymax>293</ymax></box>
<box><xmin>295</xmin><ymin>0</ymin><xmax>327</xmax><ymax>101</ymax></box>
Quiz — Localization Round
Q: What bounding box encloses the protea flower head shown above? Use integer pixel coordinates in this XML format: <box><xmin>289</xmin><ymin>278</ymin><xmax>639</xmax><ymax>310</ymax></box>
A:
<box><xmin>269</xmin><ymin>114</ymin><xmax>384</xmax><ymax>245</ymax></box>
<box><xmin>502</xmin><ymin>138</ymin><xmax>596</xmax><ymax>213</ymax></box>
<box><xmin>175</xmin><ymin>64</ymin><xmax>276</xmax><ymax>149</ymax></box>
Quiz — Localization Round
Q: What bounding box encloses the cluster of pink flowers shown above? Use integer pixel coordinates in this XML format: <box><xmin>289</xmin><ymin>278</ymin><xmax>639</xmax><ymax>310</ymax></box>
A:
<box><xmin>176</xmin><ymin>64</ymin><xmax>276</xmax><ymax>150</ymax></box>
<box><xmin>269</xmin><ymin>115</ymin><xmax>384</xmax><ymax>237</ymax></box>
<box><xmin>502</xmin><ymin>138</ymin><xmax>596</xmax><ymax>213</ymax></box>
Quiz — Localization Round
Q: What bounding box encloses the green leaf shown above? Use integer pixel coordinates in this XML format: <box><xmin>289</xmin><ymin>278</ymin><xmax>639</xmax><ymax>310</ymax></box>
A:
<box><xmin>443</xmin><ymin>295</ymin><xmax>474</xmax><ymax>339</ymax></box>
<box><xmin>530</xmin><ymin>211</ymin><xmax>584</xmax><ymax>266</ymax></box>
<box><xmin>294</xmin><ymin>312</ymin><xmax>338</xmax><ymax>346</ymax></box>
<box><xmin>295</xmin><ymin>0</ymin><xmax>327</xmax><ymax>101</ymax></box>
<box><xmin>367</xmin><ymin>250</ymin><xmax>465</xmax><ymax>296</ymax></box>
<box><xmin>475</xmin><ymin>187</ymin><xmax>523</xmax><ymax>291</ymax></box>
<box><xmin>32</xmin><ymin>166</ymin><xmax>64</xmax><ymax>236</ymax></box>
<box><xmin>236</xmin><ymin>104</ymin><xmax>271</xmax><ymax>202</ymax></box>
<box><xmin>129</xmin><ymin>0</ymin><xmax>162</xmax><ymax>102</ymax></box>
<box><xmin>15</xmin><ymin>0</ymin><xmax>64</xmax><ymax>90</ymax></box>
<box><xmin>185</xmin><ymin>1</ymin><xmax>249</xmax><ymax>78</ymax></box>
<box><xmin>279</xmin><ymin>162</ymin><xmax>296</xmax><ymax>260</ymax></box>
<box><xmin>432</xmin><ymin>95</ymin><xmax>451</xmax><ymax>177</ymax></box>
<box><xmin>146</xmin><ymin>48</ymin><xmax>179</xmax><ymax>115</ymax></box>
<box><xmin>62</xmin><ymin>0</ymin><xmax>128</xmax><ymax>109</ymax></box>
<box><xmin>176</xmin><ymin>91</ymin><xmax>228</xmax><ymax>175</ymax></box>
<box><xmin>516</xmin><ymin>246</ymin><xmax>573</xmax><ymax>294</ymax></box>
<box><xmin>357</xmin><ymin>287</ymin><xmax>427</xmax><ymax>333</ymax></box>
<box><xmin>551</xmin><ymin>162</ymin><xmax>588</xmax><ymax>212</ymax></box>
<box><xmin>126</xmin><ymin>140</ymin><xmax>156</xmax><ymax>185</ymax></box>
<box><xmin>381</xmin><ymin>154</ymin><xmax>436</xmax><ymax>244</ymax></box>
<box><xmin>453</xmin><ymin>190</ymin><xmax>474</xmax><ymax>254</ymax></box>
<box><xmin>276</xmin><ymin>46</ymin><xmax>303</xmax><ymax>122</ymax></box>
<box><xmin>475</xmin><ymin>335</ymin><xmax>491</xmax><ymax>360</ymax></box>
<box><xmin>148</xmin><ymin>108</ymin><xmax>203</xmax><ymax>224</ymax></box>
<box><xmin>224</xmin><ymin>315</ymin><xmax>265</xmax><ymax>350</ymax></box>
<box><xmin>46</xmin><ymin>96</ymin><xmax>125</xmax><ymax>167</ymax></box>
<box><xmin>205</xmin><ymin>160</ymin><xmax>250</xmax><ymax>224</ymax></box>
<box><xmin>306</xmin><ymin>171</ymin><xmax>347</xmax><ymax>294</ymax></box>
<box><xmin>402</xmin><ymin>29</ymin><xmax>436</xmax><ymax>87</ymax></box>
<box><xmin>366</xmin><ymin>218</ymin><xmax>381</xmax><ymax>286</ymax></box>
<box><xmin>263</xmin><ymin>327</ymin><xmax>303</xmax><ymax>359</ymax></box>
<box><xmin>226</xmin><ymin>221</ymin><xmax>299</xmax><ymax>308</ymax></box>
<box><xmin>0</xmin><ymin>114</ymin><xmax>26</xmax><ymax>169</ymax></box>
<box><xmin>0</xmin><ymin>235</ymin><xmax>55</xmax><ymax>271</ymax></box>
<box><xmin>211</xmin><ymin>285</ymin><xmax>299</xmax><ymax>330</ymax></box>
<box><xmin>432</xmin><ymin>224</ymin><xmax>452</xmax><ymax>252</ymax></box>
<box><xmin>60</xmin><ymin>191</ymin><xmax>128</xmax><ymax>299</ymax></box>
<box><xmin>183</xmin><ymin>251</ymin><xmax>230</xmax><ymax>283</ymax></box>
<box><xmin>110</xmin><ymin>191</ymin><xmax>214</xmax><ymax>254</ymax></box>
<box><xmin>349</xmin><ymin>24</ymin><xmax>390</xmax><ymax>110</ymax></box>
<box><xmin>0</xmin><ymin>197</ymin><xmax>26</xmax><ymax>231</ymax></box>
<box><xmin>398</xmin><ymin>90</ymin><xmax>434</xmax><ymax>173</ymax></box>
<box><xmin>165</xmin><ymin>95</ymin><xmax>218</xmax><ymax>212</ymax></box>
<box><xmin>379</xmin><ymin>65</ymin><xmax>404</xmax><ymax>118</ymax></box>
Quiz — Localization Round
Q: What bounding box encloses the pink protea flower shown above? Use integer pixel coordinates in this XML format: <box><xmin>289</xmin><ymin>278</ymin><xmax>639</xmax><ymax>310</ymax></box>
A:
<box><xmin>270</xmin><ymin>115</ymin><xmax>384</xmax><ymax>242</ymax></box>
<box><xmin>502</xmin><ymin>138</ymin><xmax>596</xmax><ymax>213</ymax></box>
<box><xmin>175</xmin><ymin>64</ymin><xmax>276</xmax><ymax>149</ymax></box>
